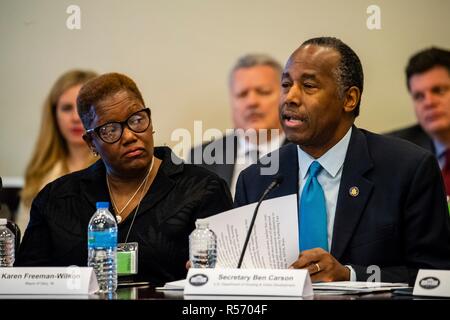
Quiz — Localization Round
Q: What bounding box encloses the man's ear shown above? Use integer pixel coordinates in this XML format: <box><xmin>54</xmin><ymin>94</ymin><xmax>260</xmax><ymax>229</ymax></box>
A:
<box><xmin>343</xmin><ymin>86</ymin><xmax>360</xmax><ymax>114</ymax></box>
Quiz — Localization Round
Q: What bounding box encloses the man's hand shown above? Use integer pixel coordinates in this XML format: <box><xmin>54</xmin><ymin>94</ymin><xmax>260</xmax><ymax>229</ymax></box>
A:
<box><xmin>289</xmin><ymin>248</ymin><xmax>350</xmax><ymax>282</ymax></box>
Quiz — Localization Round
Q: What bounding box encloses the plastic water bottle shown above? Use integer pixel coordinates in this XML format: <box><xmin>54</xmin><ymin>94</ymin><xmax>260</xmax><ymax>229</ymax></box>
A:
<box><xmin>189</xmin><ymin>219</ymin><xmax>217</xmax><ymax>268</ymax></box>
<box><xmin>0</xmin><ymin>219</ymin><xmax>15</xmax><ymax>267</ymax></box>
<box><xmin>88</xmin><ymin>202</ymin><xmax>118</xmax><ymax>293</ymax></box>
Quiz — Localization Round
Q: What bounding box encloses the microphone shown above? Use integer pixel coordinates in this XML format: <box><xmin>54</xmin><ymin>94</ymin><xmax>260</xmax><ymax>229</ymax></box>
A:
<box><xmin>237</xmin><ymin>175</ymin><xmax>283</xmax><ymax>268</ymax></box>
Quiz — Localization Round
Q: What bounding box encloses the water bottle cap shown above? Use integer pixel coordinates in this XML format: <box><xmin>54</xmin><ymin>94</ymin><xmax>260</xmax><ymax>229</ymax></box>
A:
<box><xmin>0</xmin><ymin>218</ymin><xmax>7</xmax><ymax>225</ymax></box>
<box><xmin>195</xmin><ymin>219</ymin><xmax>209</xmax><ymax>228</ymax></box>
<box><xmin>96</xmin><ymin>202</ymin><xmax>110</xmax><ymax>209</ymax></box>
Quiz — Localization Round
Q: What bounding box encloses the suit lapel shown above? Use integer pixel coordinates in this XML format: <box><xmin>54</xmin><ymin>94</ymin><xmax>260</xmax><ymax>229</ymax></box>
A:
<box><xmin>205</xmin><ymin>134</ymin><xmax>236</xmax><ymax>187</ymax></box>
<box><xmin>220</xmin><ymin>164</ymin><xmax>235</xmax><ymax>187</ymax></box>
<box><xmin>268</xmin><ymin>143</ymin><xmax>299</xmax><ymax>199</ymax></box>
<box><xmin>220</xmin><ymin>135</ymin><xmax>238</xmax><ymax>187</ymax></box>
<box><xmin>415</xmin><ymin>125</ymin><xmax>436</xmax><ymax>154</ymax></box>
<box><xmin>255</xmin><ymin>143</ymin><xmax>298</xmax><ymax>201</ymax></box>
<box><xmin>330</xmin><ymin>127</ymin><xmax>374</xmax><ymax>260</ymax></box>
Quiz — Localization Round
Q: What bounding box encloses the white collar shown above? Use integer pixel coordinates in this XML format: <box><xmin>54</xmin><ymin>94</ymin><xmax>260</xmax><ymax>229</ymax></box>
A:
<box><xmin>297</xmin><ymin>127</ymin><xmax>352</xmax><ymax>179</ymax></box>
<box><xmin>236</xmin><ymin>130</ymin><xmax>285</xmax><ymax>156</ymax></box>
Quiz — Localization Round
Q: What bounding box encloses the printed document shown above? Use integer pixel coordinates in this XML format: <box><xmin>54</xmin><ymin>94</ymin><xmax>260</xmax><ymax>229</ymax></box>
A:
<box><xmin>205</xmin><ymin>194</ymin><xmax>299</xmax><ymax>269</ymax></box>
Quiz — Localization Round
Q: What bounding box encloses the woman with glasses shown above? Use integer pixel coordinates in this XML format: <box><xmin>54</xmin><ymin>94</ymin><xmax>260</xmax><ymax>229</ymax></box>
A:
<box><xmin>17</xmin><ymin>70</ymin><xmax>98</xmax><ymax>237</ymax></box>
<box><xmin>16</xmin><ymin>73</ymin><xmax>233</xmax><ymax>286</ymax></box>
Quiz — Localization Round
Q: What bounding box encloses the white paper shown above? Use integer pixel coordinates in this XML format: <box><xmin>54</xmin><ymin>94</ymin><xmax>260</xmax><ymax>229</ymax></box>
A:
<box><xmin>313</xmin><ymin>281</ymin><xmax>409</xmax><ymax>293</ymax></box>
<box><xmin>155</xmin><ymin>279</ymin><xmax>186</xmax><ymax>291</ymax></box>
<box><xmin>204</xmin><ymin>194</ymin><xmax>298</xmax><ymax>269</ymax></box>
<box><xmin>0</xmin><ymin>267</ymin><xmax>99</xmax><ymax>295</ymax></box>
<box><xmin>413</xmin><ymin>269</ymin><xmax>450</xmax><ymax>297</ymax></box>
<box><xmin>184</xmin><ymin>268</ymin><xmax>313</xmax><ymax>297</ymax></box>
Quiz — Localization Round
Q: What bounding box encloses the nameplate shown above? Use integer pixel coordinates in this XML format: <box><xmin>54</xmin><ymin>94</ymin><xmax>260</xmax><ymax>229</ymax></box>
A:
<box><xmin>184</xmin><ymin>268</ymin><xmax>312</xmax><ymax>297</ymax></box>
<box><xmin>0</xmin><ymin>267</ymin><xmax>99</xmax><ymax>295</ymax></box>
<box><xmin>413</xmin><ymin>269</ymin><xmax>450</xmax><ymax>298</ymax></box>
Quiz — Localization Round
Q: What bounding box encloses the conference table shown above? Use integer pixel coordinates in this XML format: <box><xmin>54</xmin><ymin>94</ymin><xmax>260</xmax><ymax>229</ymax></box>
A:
<box><xmin>0</xmin><ymin>282</ymin><xmax>442</xmax><ymax>300</ymax></box>
<box><xmin>115</xmin><ymin>282</ymin><xmax>402</xmax><ymax>300</ymax></box>
<box><xmin>1</xmin><ymin>283</ymin><xmax>447</xmax><ymax>319</ymax></box>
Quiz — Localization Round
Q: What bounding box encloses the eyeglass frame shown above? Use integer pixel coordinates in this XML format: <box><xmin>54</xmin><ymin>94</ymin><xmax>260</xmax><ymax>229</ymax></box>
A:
<box><xmin>85</xmin><ymin>108</ymin><xmax>151</xmax><ymax>144</ymax></box>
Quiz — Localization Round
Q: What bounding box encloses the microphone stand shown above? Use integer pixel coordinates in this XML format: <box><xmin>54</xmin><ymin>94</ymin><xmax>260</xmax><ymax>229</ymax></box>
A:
<box><xmin>237</xmin><ymin>176</ymin><xmax>282</xmax><ymax>268</ymax></box>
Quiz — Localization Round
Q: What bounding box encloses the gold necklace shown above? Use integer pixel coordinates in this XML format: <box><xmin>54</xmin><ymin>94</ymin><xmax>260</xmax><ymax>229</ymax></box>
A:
<box><xmin>107</xmin><ymin>157</ymin><xmax>154</xmax><ymax>223</ymax></box>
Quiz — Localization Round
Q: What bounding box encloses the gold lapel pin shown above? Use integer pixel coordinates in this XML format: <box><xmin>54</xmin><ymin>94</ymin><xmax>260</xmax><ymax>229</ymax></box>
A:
<box><xmin>349</xmin><ymin>186</ymin><xmax>359</xmax><ymax>197</ymax></box>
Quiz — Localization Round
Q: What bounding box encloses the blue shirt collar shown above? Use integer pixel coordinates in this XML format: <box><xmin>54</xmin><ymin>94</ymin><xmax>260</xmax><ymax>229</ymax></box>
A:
<box><xmin>297</xmin><ymin>127</ymin><xmax>353</xmax><ymax>179</ymax></box>
<box><xmin>433</xmin><ymin>139</ymin><xmax>447</xmax><ymax>160</ymax></box>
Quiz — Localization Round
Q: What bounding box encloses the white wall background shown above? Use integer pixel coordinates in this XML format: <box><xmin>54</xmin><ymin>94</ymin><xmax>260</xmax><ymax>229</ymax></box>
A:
<box><xmin>1</xmin><ymin>0</ymin><xmax>449</xmax><ymax>177</ymax></box>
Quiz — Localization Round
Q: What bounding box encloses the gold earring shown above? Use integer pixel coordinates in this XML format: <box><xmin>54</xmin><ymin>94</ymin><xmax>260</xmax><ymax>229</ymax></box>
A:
<box><xmin>92</xmin><ymin>149</ymin><xmax>99</xmax><ymax>157</ymax></box>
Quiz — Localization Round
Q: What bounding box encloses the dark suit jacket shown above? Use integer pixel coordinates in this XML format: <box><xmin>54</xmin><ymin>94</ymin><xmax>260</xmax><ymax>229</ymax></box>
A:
<box><xmin>189</xmin><ymin>133</ymin><xmax>288</xmax><ymax>187</ymax></box>
<box><xmin>15</xmin><ymin>147</ymin><xmax>233</xmax><ymax>286</ymax></box>
<box><xmin>234</xmin><ymin>127</ymin><xmax>450</xmax><ymax>284</ymax></box>
<box><xmin>387</xmin><ymin>124</ymin><xmax>435</xmax><ymax>154</ymax></box>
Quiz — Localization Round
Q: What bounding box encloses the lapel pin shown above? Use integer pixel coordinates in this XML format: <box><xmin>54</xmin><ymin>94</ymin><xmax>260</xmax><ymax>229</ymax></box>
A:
<box><xmin>349</xmin><ymin>186</ymin><xmax>359</xmax><ymax>197</ymax></box>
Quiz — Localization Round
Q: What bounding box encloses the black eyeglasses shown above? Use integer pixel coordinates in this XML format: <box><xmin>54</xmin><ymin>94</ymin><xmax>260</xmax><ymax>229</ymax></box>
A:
<box><xmin>86</xmin><ymin>108</ymin><xmax>151</xmax><ymax>144</ymax></box>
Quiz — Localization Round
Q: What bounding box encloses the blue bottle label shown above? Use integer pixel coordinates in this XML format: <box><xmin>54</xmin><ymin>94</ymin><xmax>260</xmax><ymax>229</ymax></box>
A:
<box><xmin>88</xmin><ymin>230</ymin><xmax>117</xmax><ymax>248</ymax></box>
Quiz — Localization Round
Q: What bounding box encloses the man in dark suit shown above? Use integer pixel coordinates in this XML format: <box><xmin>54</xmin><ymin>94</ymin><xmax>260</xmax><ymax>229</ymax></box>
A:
<box><xmin>235</xmin><ymin>37</ymin><xmax>450</xmax><ymax>285</ymax></box>
<box><xmin>388</xmin><ymin>47</ymin><xmax>450</xmax><ymax>194</ymax></box>
<box><xmin>189</xmin><ymin>54</ymin><xmax>286</xmax><ymax>196</ymax></box>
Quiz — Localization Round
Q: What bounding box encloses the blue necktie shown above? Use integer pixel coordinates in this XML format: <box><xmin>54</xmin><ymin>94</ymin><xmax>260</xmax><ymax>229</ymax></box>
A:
<box><xmin>299</xmin><ymin>161</ymin><xmax>328</xmax><ymax>251</ymax></box>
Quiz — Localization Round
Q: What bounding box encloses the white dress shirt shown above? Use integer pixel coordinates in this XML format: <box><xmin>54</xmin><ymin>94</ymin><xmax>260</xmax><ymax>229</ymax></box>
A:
<box><xmin>433</xmin><ymin>139</ymin><xmax>446</xmax><ymax>169</ymax></box>
<box><xmin>230</xmin><ymin>132</ymin><xmax>285</xmax><ymax>197</ymax></box>
<box><xmin>297</xmin><ymin>127</ymin><xmax>356</xmax><ymax>280</ymax></box>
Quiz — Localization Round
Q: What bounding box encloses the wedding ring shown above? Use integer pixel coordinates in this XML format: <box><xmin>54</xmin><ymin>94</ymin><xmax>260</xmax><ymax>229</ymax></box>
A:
<box><xmin>314</xmin><ymin>263</ymin><xmax>321</xmax><ymax>273</ymax></box>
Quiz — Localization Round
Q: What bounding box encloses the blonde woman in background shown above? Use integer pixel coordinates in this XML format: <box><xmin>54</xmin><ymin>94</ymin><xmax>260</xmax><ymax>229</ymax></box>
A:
<box><xmin>17</xmin><ymin>70</ymin><xmax>98</xmax><ymax>235</ymax></box>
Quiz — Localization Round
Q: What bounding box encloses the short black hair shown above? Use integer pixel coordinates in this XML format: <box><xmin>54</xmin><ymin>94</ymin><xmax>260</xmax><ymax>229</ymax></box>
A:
<box><xmin>301</xmin><ymin>37</ymin><xmax>364</xmax><ymax>117</ymax></box>
<box><xmin>77</xmin><ymin>72</ymin><xmax>146</xmax><ymax>129</ymax></box>
<box><xmin>406</xmin><ymin>47</ymin><xmax>450</xmax><ymax>91</ymax></box>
